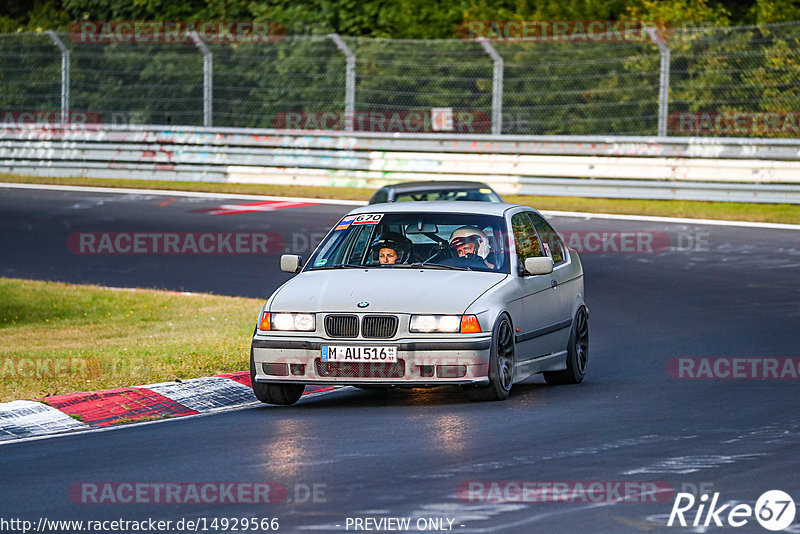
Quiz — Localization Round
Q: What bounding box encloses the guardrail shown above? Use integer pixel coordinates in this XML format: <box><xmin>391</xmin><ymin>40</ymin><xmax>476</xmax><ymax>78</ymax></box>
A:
<box><xmin>2</xmin><ymin>125</ymin><xmax>800</xmax><ymax>203</ymax></box>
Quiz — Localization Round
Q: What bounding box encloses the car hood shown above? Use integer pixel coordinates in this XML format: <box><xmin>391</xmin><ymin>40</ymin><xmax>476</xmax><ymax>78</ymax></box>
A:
<box><xmin>270</xmin><ymin>268</ymin><xmax>506</xmax><ymax>314</ymax></box>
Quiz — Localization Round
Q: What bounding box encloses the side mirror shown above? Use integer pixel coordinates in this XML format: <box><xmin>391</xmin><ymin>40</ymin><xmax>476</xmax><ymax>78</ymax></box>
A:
<box><xmin>524</xmin><ymin>256</ymin><xmax>554</xmax><ymax>276</ymax></box>
<box><xmin>280</xmin><ymin>254</ymin><xmax>303</xmax><ymax>273</ymax></box>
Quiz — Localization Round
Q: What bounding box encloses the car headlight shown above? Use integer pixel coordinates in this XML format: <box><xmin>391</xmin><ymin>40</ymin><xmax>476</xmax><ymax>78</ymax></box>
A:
<box><xmin>260</xmin><ymin>312</ymin><xmax>315</xmax><ymax>332</ymax></box>
<box><xmin>409</xmin><ymin>315</ymin><xmax>481</xmax><ymax>333</ymax></box>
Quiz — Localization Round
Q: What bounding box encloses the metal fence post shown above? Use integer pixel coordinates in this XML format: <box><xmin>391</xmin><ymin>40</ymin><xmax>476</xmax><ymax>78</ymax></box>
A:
<box><xmin>45</xmin><ymin>31</ymin><xmax>69</xmax><ymax>125</ymax></box>
<box><xmin>646</xmin><ymin>27</ymin><xmax>670</xmax><ymax>137</ymax></box>
<box><xmin>190</xmin><ymin>33</ymin><xmax>213</xmax><ymax>127</ymax></box>
<box><xmin>328</xmin><ymin>34</ymin><xmax>356</xmax><ymax>131</ymax></box>
<box><xmin>479</xmin><ymin>41</ymin><xmax>503</xmax><ymax>135</ymax></box>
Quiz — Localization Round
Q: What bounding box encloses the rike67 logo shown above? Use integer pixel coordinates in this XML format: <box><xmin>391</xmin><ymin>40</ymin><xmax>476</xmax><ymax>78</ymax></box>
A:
<box><xmin>668</xmin><ymin>490</ymin><xmax>796</xmax><ymax>531</ymax></box>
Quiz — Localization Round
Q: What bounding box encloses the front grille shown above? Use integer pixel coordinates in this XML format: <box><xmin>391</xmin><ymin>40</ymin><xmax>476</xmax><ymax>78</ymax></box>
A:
<box><xmin>315</xmin><ymin>358</ymin><xmax>405</xmax><ymax>379</ymax></box>
<box><xmin>325</xmin><ymin>314</ymin><xmax>358</xmax><ymax>338</ymax></box>
<box><xmin>362</xmin><ymin>315</ymin><xmax>398</xmax><ymax>338</ymax></box>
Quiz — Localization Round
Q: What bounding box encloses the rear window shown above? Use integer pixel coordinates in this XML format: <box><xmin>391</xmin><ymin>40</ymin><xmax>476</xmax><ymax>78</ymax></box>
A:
<box><xmin>394</xmin><ymin>189</ymin><xmax>500</xmax><ymax>202</ymax></box>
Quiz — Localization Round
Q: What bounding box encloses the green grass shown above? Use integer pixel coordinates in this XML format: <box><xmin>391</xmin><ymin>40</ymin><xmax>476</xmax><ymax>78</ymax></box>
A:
<box><xmin>0</xmin><ymin>277</ymin><xmax>261</xmax><ymax>402</ymax></box>
<box><xmin>3</xmin><ymin>173</ymin><xmax>799</xmax><ymax>224</ymax></box>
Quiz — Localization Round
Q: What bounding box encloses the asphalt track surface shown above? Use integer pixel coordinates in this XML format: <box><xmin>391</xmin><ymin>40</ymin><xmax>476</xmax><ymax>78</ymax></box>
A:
<box><xmin>1</xmin><ymin>185</ymin><xmax>799</xmax><ymax>533</ymax></box>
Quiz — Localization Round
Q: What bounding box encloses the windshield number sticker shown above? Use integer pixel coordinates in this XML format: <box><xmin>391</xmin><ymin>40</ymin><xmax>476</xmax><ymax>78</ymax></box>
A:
<box><xmin>321</xmin><ymin>345</ymin><xmax>397</xmax><ymax>362</ymax></box>
<box><xmin>351</xmin><ymin>214</ymin><xmax>384</xmax><ymax>225</ymax></box>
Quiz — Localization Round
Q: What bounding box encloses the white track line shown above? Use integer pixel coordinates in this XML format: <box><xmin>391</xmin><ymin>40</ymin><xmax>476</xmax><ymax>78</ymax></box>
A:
<box><xmin>0</xmin><ymin>182</ymin><xmax>365</xmax><ymax>206</ymax></box>
<box><xmin>2</xmin><ymin>182</ymin><xmax>798</xmax><ymax>230</ymax></box>
<box><xmin>540</xmin><ymin>209</ymin><xmax>800</xmax><ymax>231</ymax></box>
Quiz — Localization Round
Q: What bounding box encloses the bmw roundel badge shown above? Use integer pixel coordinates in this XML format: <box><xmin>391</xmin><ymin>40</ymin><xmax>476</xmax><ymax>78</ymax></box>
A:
<box><xmin>357</xmin><ymin>301</ymin><xmax>369</xmax><ymax>308</ymax></box>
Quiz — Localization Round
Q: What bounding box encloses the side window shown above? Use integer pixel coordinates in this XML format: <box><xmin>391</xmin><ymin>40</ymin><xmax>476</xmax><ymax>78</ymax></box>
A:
<box><xmin>527</xmin><ymin>212</ymin><xmax>565</xmax><ymax>265</ymax></box>
<box><xmin>346</xmin><ymin>225</ymin><xmax>376</xmax><ymax>264</ymax></box>
<box><xmin>511</xmin><ymin>212</ymin><xmax>544</xmax><ymax>275</ymax></box>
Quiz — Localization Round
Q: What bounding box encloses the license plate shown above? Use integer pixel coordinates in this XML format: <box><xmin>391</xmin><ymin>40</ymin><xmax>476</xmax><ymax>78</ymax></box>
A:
<box><xmin>321</xmin><ymin>345</ymin><xmax>397</xmax><ymax>363</ymax></box>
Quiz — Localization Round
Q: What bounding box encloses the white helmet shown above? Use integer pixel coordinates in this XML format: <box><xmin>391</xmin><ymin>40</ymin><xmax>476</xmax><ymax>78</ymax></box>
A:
<box><xmin>449</xmin><ymin>226</ymin><xmax>490</xmax><ymax>258</ymax></box>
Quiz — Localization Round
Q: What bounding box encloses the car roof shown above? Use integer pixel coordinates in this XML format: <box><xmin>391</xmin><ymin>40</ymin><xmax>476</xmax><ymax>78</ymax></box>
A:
<box><xmin>379</xmin><ymin>180</ymin><xmax>494</xmax><ymax>193</ymax></box>
<box><xmin>350</xmin><ymin>201</ymin><xmax>525</xmax><ymax>217</ymax></box>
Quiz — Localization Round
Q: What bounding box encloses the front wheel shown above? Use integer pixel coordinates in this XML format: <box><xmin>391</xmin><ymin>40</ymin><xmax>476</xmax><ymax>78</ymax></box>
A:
<box><xmin>543</xmin><ymin>307</ymin><xmax>588</xmax><ymax>385</ymax></box>
<box><xmin>250</xmin><ymin>347</ymin><xmax>304</xmax><ymax>405</ymax></box>
<box><xmin>466</xmin><ymin>314</ymin><xmax>515</xmax><ymax>402</ymax></box>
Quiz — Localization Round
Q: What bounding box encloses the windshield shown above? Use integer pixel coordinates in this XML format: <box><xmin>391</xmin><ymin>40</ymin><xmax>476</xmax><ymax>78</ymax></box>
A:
<box><xmin>307</xmin><ymin>212</ymin><xmax>509</xmax><ymax>274</ymax></box>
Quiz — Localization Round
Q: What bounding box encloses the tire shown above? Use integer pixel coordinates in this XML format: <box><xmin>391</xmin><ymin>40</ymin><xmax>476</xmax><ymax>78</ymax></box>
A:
<box><xmin>466</xmin><ymin>314</ymin><xmax>515</xmax><ymax>402</ymax></box>
<box><xmin>544</xmin><ymin>307</ymin><xmax>588</xmax><ymax>385</ymax></box>
<box><xmin>249</xmin><ymin>346</ymin><xmax>304</xmax><ymax>405</ymax></box>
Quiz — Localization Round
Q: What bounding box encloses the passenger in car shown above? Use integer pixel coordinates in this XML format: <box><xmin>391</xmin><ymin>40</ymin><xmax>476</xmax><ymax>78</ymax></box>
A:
<box><xmin>370</xmin><ymin>232</ymin><xmax>412</xmax><ymax>265</ymax></box>
<box><xmin>449</xmin><ymin>226</ymin><xmax>495</xmax><ymax>269</ymax></box>
<box><xmin>379</xmin><ymin>246</ymin><xmax>399</xmax><ymax>264</ymax></box>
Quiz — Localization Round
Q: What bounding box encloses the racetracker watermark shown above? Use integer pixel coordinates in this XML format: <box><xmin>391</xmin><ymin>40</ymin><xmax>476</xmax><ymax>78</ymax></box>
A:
<box><xmin>69</xmin><ymin>482</ymin><xmax>326</xmax><ymax>504</ymax></box>
<box><xmin>1</xmin><ymin>357</ymin><xmax>100</xmax><ymax>379</ymax></box>
<box><xmin>667</xmin><ymin>357</ymin><xmax>800</xmax><ymax>380</ymax></box>
<box><xmin>284</xmin><ymin>230</ymin><xmax>706</xmax><ymax>257</ymax></box>
<box><xmin>457</xmin><ymin>20</ymin><xmax>671</xmax><ymax>42</ymax></box>
<box><xmin>68</xmin><ymin>21</ymin><xmax>285</xmax><ymax>43</ymax></box>
<box><xmin>668</xmin><ymin>111</ymin><xmax>800</xmax><ymax>136</ymax></box>
<box><xmin>257</xmin><ymin>353</ymin><xmax>484</xmax><ymax>380</ymax></box>
<box><xmin>0</xmin><ymin>110</ymin><xmax>103</xmax><ymax>129</ymax></box>
<box><xmin>272</xmin><ymin>110</ymin><xmax>491</xmax><ymax>133</ymax></box>
<box><xmin>557</xmin><ymin>231</ymin><xmax>671</xmax><ymax>253</ymax></box>
<box><xmin>456</xmin><ymin>481</ymin><xmax>674</xmax><ymax>503</ymax></box>
<box><xmin>67</xmin><ymin>232</ymin><xmax>284</xmax><ymax>255</ymax></box>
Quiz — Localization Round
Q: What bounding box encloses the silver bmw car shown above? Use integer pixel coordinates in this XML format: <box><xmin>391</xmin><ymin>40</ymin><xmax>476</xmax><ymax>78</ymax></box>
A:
<box><xmin>250</xmin><ymin>201</ymin><xmax>588</xmax><ymax>404</ymax></box>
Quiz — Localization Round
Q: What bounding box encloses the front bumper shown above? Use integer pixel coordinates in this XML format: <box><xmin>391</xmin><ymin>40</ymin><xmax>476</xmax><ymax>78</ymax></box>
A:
<box><xmin>251</xmin><ymin>335</ymin><xmax>492</xmax><ymax>386</ymax></box>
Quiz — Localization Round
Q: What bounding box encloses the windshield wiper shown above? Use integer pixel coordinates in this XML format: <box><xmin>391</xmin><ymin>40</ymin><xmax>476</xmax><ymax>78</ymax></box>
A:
<box><xmin>403</xmin><ymin>262</ymin><xmax>470</xmax><ymax>271</ymax></box>
<box><xmin>411</xmin><ymin>252</ymin><xmax>470</xmax><ymax>271</ymax></box>
<box><xmin>311</xmin><ymin>263</ymin><xmax>368</xmax><ymax>270</ymax></box>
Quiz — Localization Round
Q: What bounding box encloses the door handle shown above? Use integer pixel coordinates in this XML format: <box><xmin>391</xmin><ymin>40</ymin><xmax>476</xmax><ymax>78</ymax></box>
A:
<box><xmin>551</xmin><ymin>279</ymin><xmax>558</xmax><ymax>288</ymax></box>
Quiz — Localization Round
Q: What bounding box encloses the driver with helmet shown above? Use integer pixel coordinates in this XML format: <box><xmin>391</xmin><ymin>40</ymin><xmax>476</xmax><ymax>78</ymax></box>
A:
<box><xmin>369</xmin><ymin>232</ymin><xmax>412</xmax><ymax>265</ymax></box>
<box><xmin>449</xmin><ymin>226</ymin><xmax>494</xmax><ymax>268</ymax></box>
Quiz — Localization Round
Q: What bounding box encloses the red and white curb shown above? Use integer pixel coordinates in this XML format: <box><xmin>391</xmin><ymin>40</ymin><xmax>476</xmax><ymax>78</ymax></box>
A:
<box><xmin>0</xmin><ymin>373</ymin><xmax>335</xmax><ymax>442</ymax></box>
<box><xmin>0</xmin><ymin>400</ymin><xmax>88</xmax><ymax>440</ymax></box>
